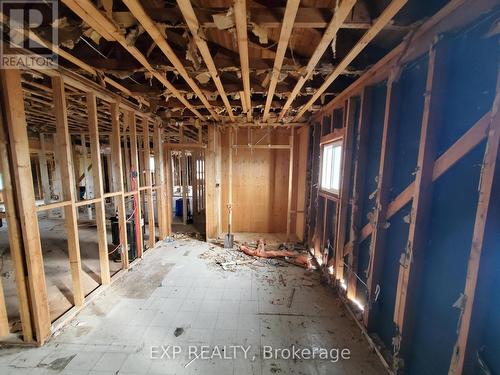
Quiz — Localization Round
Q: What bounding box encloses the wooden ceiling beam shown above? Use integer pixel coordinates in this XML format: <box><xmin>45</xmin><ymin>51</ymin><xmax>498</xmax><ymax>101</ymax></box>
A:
<box><xmin>234</xmin><ymin>0</ymin><xmax>252</xmax><ymax>121</ymax></box>
<box><xmin>277</xmin><ymin>0</ymin><xmax>357</xmax><ymax>122</ymax></box>
<box><xmin>0</xmin><ymin>11</ymin><xmax>149</xmax><ymax>108</ymax></box>
<box><xmin>262</xmin><ymin>0</ymin><xmax>300</xmax><ymax>122</ymax></box>
<box><xmin>292</xmin><ymin>0</ymin><xmax>408</xmax><ymax>122</ymax></box>
<box><xmin>61</xmin><ymin>0</ymin><xmax>205</xmax><ymax>120</ymax></box>
<box><xmin>122</xmin><ymin>0</ymin><xmax>220</xmax><ymax>121</ymax></box>
<box><xmin>137</xmin><ymin>7</ymin><xmax>410</xmax><ymax>30</ymax></box>
<box><xmin>176</xmin><ymin>0</ymin><xmax>235</xmax><ymax>122</ymax></box>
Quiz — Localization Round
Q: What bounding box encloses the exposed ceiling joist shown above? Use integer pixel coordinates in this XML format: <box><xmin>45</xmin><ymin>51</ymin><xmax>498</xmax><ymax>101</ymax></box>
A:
<box><xmin>176</xmin><ymin>0</ymin><xmax>235</xmax><ymax>122</ymax></box>
<box><xmin>122</xmin><ymin>0</ymin><xmax>220</xmax><ymax>121</ymax></box>
<box><xmin>292</xmin><ymin>0</ymin><xmax>409</xmax><ymax>122</ymax></box>
<box><xmin>0</xmin><ymin>10</ymin><xmax>150</xmax><ymax>108</ymax></box>
<box><xmin>278</xmin><ymin>0</ymin><xmax>357</xmax><ymax>122</ymax></box>
<box><xmin>234</xmin><ymin>0</ymin><xmax>252</xmax><ymax>121</ymax></box>
<box><xmin>262</xmin><ymin>0</ymin><xmax>300</xmax><ymax>122</ymax></box>
<box><xmin>61</xmin><ymin>0</ymin><xmax>205</xmax><ymax>120</ymax></box>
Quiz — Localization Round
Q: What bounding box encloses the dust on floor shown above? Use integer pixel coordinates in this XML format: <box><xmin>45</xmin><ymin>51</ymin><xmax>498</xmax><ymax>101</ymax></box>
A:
<box><xmin>0</xmin><ymin>237</ymin><xmax>386</xmax><ymax>375</ymax></box>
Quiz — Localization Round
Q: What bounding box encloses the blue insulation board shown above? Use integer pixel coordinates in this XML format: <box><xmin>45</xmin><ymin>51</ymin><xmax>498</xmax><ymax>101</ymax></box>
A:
<box><xmin>407</xmin><ymin>12</ymin><xmax>499</xmax><ymax>374</ymax></box>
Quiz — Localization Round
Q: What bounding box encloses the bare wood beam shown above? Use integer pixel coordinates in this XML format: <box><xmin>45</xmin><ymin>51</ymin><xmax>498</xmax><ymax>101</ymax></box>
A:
<box><xmin>277</xmin><ymin>0</ymin><xmax>357</xmax><ymax>121</ymax></box>
<box><xmin>263</xmin><ymin>0</ymin><xmax>300</xmax><ymax>122</ymax></box>
<box><xmin>110</xmin><ymin>103</ymin><xmax>129</xmax><ymax>269</ymax></box>
<box><xmin>0</xmin><ymin>103</ymin><xmax>33</xmax><ymax>342</ymax></box>
<box><xmin>154</xmin><ymin>121</ymin><xmax>167</xmax><ymax>237</ymax></box>
<box><xmin>177</xmin><ymin>0</ymin><xmax>236</xmax><ymax>121</ymax></box>
<box><xmin>312</xmin><ymin>0</ymin><xmax>498</xmax><ymax>122</ymax></box>
<box><xmin>364</xmin><ymin>77</ymin><xmax>399</xmax><ymax>327</ymax></box>
<box><xmin>448</xmin><ymin>67</ymin><xmax>500</xmax><ymax>375</ymax></box>
<box><xmin>393</xmin><ymin>43</ymin><xmax>446</xmax><ymax>361</ymax></box>
<box><xmin>292</xmin><ymin>0</ymin><xmax>408</xmax><ymax>122</ymax></box>
<box><xmin>334</xmin><ymin>98</ymin><xmax>357</xmax><ymax>281</ymax></box>
<box><xmin>358</xmin><ymin>110</ymin><xmax>492</xmax><ymax>243</ymax></box>
<box><xmin>129</xmin><ymin>111</ymin><xmax>144</xmax><ymax>257</ymax></box>
<box><xmin>87</xmin><ymin>93</ymin><xmax>111</xmax><ymax>285</ymax></box>
<box><xmin>52</xmin><ymin>75</ymin><xmax>84</xmax><ymax>307</ymax></box>
<box><xmin>1</xmin><ymin>68</ymin><xmax>51</xmax><ymax>343</ymax></box>
<box><xmin>123</xmin><ymin>0</ymin><xmax>220</xmax><ymax>120</ymax></box>
<box><xmin>347</xmin><ymin>88</ymin><xmax>371</xmax><ymax>300</ymax></box>
<box><xmin>286</xmin><ymin>128</ymin><xmax>295</xmax><ymax>239</ymax></box>
<box><xmin>143</xmin><ymin>121</ymin><xmax>155</xmax><ymax>248</ymax></box>
<box><xmin>234</xmin><ymin>0</ymin><xmax>252</xmax><ymax>121</ymax></box>
<box><xmin>0</xmin><ymin>11</ymin><xmax>149</xmax><ymax>108</ymax></box>
<box><xmin>61</xmin><ymin>0</ymin><xmax>205</xmax><ymax>120</ymax></box>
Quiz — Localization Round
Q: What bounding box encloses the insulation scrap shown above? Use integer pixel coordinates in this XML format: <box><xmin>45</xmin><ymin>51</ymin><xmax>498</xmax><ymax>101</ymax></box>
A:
<box><xmin>83</xmin><ymin>28</ymin><xmax>102</xmax><ymax>45</ymax></box>
<box><xmin>185</xmin><ymin>34</ymin><xmax>202</xmax><ymax>70</ymax></box>
<box><xmin>212</xmin><ymin>7</ymin><xmax>235</xmax><ymax>30</ymax></box>
<box><xmin>112</xmin><ymin>11</ymin><xmax>137</xmax><ymax>29</ymax></box>
<box><xmin>125</xmin><ymin>24</ymin><xmax>145</xmax><ymax>45</ymax></box>
<box><xmin>251</xmin><ymin>23</ymin><xmax>268</xmax><ymax>44</ymax></box>
<box><xmin>195</xmin><ymin>72</ymin><xmax>211</xmax><ymax>84</ymax></box>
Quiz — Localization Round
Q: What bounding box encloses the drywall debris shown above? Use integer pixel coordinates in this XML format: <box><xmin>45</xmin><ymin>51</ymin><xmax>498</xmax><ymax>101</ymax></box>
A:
<box><xmin>83</xmin><ymin>28</ymin><xmax>102</xmax><ymax>44</ymax></box>
<box><xmin>112</xmin><ymin>11</ymin><xmax>137</xmax><ymax>29</ymax></box>
<box><xmin>212</xmin><ymin>7</ymin><xmax>235</xmax><ymax>30</ymax></box>
<box><xmin>185</xmin><ymin>33</ymin><xmax>202</xmax><ymax>70</ymax></box>
<box><xmin>125</xmin><ymin>24</ymin><xmax>145</xmax><ymax>45</ymax></box>
<box><xmin>251</xmin><ymin>23</ymin><xmax>268</xmax><ymax>44</ymax></box>
<box><xmin>195</xmin><ymin>71</ymin><xmax>211</xmax><ymax>84</ymax></box>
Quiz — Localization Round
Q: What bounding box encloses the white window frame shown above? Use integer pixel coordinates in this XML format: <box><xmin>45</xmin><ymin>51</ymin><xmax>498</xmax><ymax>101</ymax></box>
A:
<box><xmin>319</xmin><ymin>139</ymin><xmax>343</xmax><ymax>196</ymax></box>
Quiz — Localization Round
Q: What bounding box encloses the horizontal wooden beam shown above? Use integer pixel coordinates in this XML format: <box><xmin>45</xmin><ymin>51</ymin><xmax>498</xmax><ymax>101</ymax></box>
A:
<box><xmin>123</xmin><ymin>0</ymin><xmax>220</xmax><ymax>120</ymax></box>
<box><xmin>278</xmin><ymin>0</ymin><xmax>357</xmax><ymax>121</ymax></box>
<box><xmin>61</xmin><ymin>0</ymin><xmax>205</xmax><ymax>120</ymax></box>
<box><xmin>176</xmin><ymin>0</ymin><xmax>235</xmax><ymax>121</ymax></box>
<box><xmin>358</xmin><ymin>110</ymin><xmax>492</xmax><ymax>243</ymax></box>
<box><xmin>293</xmin><ymin>0</ymin><xmax>408</xmax><ymax>121</ymax></box>
<box><xmin>263</xmin><ymin>0</ymin><xmax>301</xmax><ymax>122</ymax></box>
<box><xmin>313</xmin><ymin>0</ymin><xmax>499</xmax><ymax>121</ymax></box>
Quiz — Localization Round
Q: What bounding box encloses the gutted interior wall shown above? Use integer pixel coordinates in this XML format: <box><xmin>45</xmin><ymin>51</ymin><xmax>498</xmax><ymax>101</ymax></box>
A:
<box><xmin>205</xmin><ymin>127</ymin><xmax>307</xmax><ymax>238</ymax></box>
<box><xmin>305</xmin><ymin>7</ymin><xmax>500</xmax><ymax>375</ymax></box>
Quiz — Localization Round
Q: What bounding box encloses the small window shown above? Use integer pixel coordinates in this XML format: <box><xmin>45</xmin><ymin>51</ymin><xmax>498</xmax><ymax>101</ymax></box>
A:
<box><xmin>320</xmin><ymin>140</ymin><xmax>342</xmax><ymax>195</ymax></box>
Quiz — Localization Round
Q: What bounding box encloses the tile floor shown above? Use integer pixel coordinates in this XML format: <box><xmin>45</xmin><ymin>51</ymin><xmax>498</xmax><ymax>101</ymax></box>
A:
<box><xmin>0</xmin><ymin>237</ymin><xmax>386</xmax><ymax>375</ymax></box>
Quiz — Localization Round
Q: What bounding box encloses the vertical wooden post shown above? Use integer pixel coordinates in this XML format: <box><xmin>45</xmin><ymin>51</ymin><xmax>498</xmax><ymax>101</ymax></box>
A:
<box><xmin>52</xmin><ymin>75</ymin><xmax>84</xmax><ymax>307</ymax></box>
<box><xmin>165</xmin><ymin>145</ymin><xmax>173</xmax><ymax>236</ymax></box>
<box><xmin>335</xmin><ymin>98</ymin><xmax>357</xmax><ymax>281</ymax></box>
<box><xmin>87</xmin><ymin>93</ymin><xmax>111</xmax><ymax>285</ymax></box>
<box><xmin>143</xmin><ymin>120</ymin><xmax>155</xmax><ymax>247</ymax></box>
<box><xmin>1</xmin><ymin>68</ymin><xmax>51</xmax><ymax>343</ymax></box>
<box><xmin>72</xmin><ymin>139</ymin><xmax>80</xmax><ymax>219</ymax></box>
<box><xmin>38</xmin><ymin>134</ymin><xmax>51</xmax><ymax>206</ymax></box>
<box><xmin>81</xmin><ymin>133</ymin><xmax>92</xmax><ymax>219</ymax></box>
<box><xmin>110</xmin><ymin>103</ymin><xmax>129</xmax><ymax>269</ymax></box>
<box><xmin>0</xmin><ymin>272</ymin><xmax>8</xmax><ymax>337</ymax></box>
<box><xmin>286</xmin><ymin>128</ymin><xmax>295</xmax><ymax>240</ymax></box>
<box><xmin>347</xmin><ymin>89</ymin><xmax>372</xmax><ymax>300</ymax></box>
<box><xmin>228</xmin><ymin>127</ymin><xmax>233</xmax><ymax>235</ymax></box>
<box><xmin>0</xmin><ymin>109</ymin><xmax>33</xmax><ymax>341</ymax></box>
<box><xmin>154</xmin><ymin>121</ymin><xmax>167</xmax><ymax>238</ymax></box>
<box><xmin>182</xmin><ymin>151</ymin><xmax>189</xmax><ymax>225</ymax></box>
<box><xmin>123</xmin><ymin>132</ymin><xmax>131</xmax><ymax>192</ymax></box>
<box><xmin>192</xmin><ymin>151</ymin><xmax>198</xmax><ymax>216</ymax></box>
<box><xmin>129</xmin><ymin>111</ymin><xmax>143</xmax><ymax>258</ymax></box>
<box><xmin>53</xmin><ymin>134</ymin><xmax>63</xmax><ymax>217</ymax></box>
<box><xmin>448</xmin><ymin>68</ymin><xmax>500</xmax><ymax>375</ymax></box>
<box><xmin>393</xmin><ymin>44</ymin><xmax>446</xmax><ymax>361</ymax></box>
<box><xmin>364</xmin><ymin>76</ymin><xmax>399</xmax><ymax>327</ymax></box>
